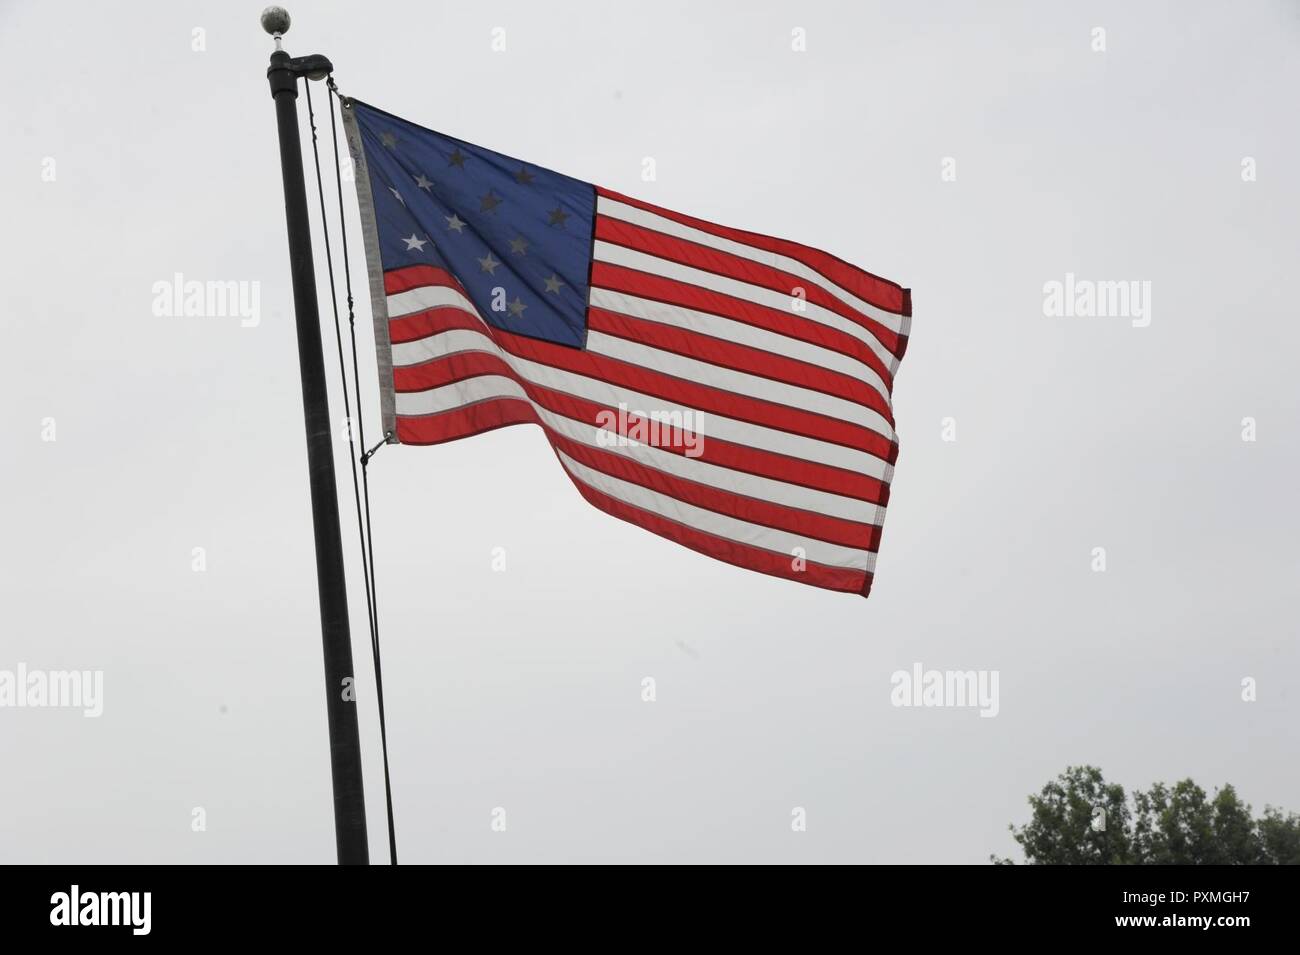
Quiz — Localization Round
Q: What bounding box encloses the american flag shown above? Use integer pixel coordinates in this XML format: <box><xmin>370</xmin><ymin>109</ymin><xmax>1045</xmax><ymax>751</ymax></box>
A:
<box><xmin>342</xmin><ymin>99</ymin><xmax>911</xmax><ymax>596</ymax></box>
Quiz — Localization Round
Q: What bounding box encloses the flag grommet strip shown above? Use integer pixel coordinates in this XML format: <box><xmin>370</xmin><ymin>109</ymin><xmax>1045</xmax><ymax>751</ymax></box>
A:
<box><xmin>341</xmin><ymin>98</ymin><xmax>399</xmax><ymax>443</ymax></box>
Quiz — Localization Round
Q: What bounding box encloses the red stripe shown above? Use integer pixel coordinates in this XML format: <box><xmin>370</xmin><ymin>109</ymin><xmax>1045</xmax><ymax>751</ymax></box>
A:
<box><xmin>391</xmin><ymin>303</ymin><xmax>897</xmax><ymax>462</ymax></box>
<box><xmin>591</xmin><ymin>262</ymin><xmax>895</xmax><ymax>390</ymax></box>
<box><xmin>384</xmin><ymin>265</ymin><xmax>465</xmax><ymax>296</ymax></box>
<box><xmin>393</xmin><ymin>349</ymin><xmax>890</xmax><ymax>506</ymax></box>
<box><xmin>563</xmin><ymin>465</ymin><xmax>871</xmax><ymax>595</ymax></box>
<box><xmin>597</xmin><ymin>186</ymin><xmax>909</xmax><ymax>324</ymax></box>
<box><xmin>388</xmin><ymin>305</ymin><xmax>488</xmax><ymax>345</ymax></box>
<box><xmin>389</xmin><ymin>305</ymin><xmax>475</xmax><ymax>344</ymax></box>
<box><xmin>595</xmin><ymin>214</ymin><xmax>903</xmax><ymax>361</ymax></box>
<box><xmin>587</xmin><ymin>306</ymin><xmax>894</xmax><ymax>427</ymax></box>
<box><xmin>394</xmin><ymin>395</ymin><xmax>536</xmax><ymax>445</ymax></box>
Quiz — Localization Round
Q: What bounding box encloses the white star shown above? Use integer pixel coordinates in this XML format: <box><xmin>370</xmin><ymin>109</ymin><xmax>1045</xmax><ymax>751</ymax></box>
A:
<box><xmin>414</xmin><ymin>173</ymin><xmax>434</xmax><ymax>191</ymax></box>
<box><xmin>445</xmin><ymin>214</ymin><xmax>466</xmax><ymax>233</ymax></box>
<box><xmin>389</xmin><ymin>187</ymin><xmax>405</xmax><ymax>205</ymax></box>
<box><xmin>403</xmin><ymin>234</ymin><xmax>428</xmax><ymax>252</ymax></box>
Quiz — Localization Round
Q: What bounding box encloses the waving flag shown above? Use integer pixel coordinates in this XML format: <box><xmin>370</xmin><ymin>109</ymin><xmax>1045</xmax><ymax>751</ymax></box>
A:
<box><xmin>342</xmin><ymin>99</ymin><xmax>911</xmax><ymax>595</ymax></box>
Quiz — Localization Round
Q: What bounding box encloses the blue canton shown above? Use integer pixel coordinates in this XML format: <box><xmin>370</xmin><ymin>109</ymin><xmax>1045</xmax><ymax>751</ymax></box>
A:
<box><xmin>352</xmin><ymin>99</ymin><xmax>595</xmax><ymax>349</ymax></box>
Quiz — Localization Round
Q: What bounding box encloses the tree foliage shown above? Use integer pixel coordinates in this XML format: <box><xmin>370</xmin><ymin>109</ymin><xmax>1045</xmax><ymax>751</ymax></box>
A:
<box><xmin>995</xmin><ymin>766</ymin><xmax>1300</xmax><ymax>864</ymax></box>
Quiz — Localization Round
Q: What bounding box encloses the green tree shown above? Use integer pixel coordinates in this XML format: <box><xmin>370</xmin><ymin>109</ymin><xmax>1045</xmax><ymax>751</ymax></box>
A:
<box><xmin>993</xmin><ymin>765</ymin><xmax>1131</xmax><ymax>864</ymax></box>
<box><xmin>996</xmin><ymin>766</ymin><xmax>1299</xmax><ymax>864</ymax></box>
<box><xmin>1258</xmin><ymin>807</ymin><xmax>1300</xmax><ymax>864</ymax></box>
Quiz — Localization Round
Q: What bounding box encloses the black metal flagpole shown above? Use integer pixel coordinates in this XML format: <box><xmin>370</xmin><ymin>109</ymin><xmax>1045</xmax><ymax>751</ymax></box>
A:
<box><xmin>262</xmin><ymin>6</ymin><xmax>369</xmax><ymax>865</ymax></box>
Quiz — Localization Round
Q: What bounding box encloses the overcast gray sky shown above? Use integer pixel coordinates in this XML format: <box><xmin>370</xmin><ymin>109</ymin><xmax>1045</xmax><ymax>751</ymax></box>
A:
<box><xmin>2</xmin><ymin>0</ymin><xmax>1297</xmax><ymax>863</ymax></box>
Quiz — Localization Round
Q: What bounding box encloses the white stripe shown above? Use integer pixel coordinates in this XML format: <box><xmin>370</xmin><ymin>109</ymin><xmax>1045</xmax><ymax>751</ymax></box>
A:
<box><xmin>387</xmin><ymin>283</ymin><xmax>477</xmax><ymax>319</ymax></box>
<box><xmin>586</xmin><ymin>330</ymin><xmax>895</xmax><ymax>440</ymax></box>
<box><xmin>589</xmin><ymin>286</ymin><xmax>892</xmax><ymax>402</ymax></box>
<box><xmin>390</xmin><ymin>329</ymin><xmax>882</xmax><ymax>526</ymax></box>
<box><xmin>597</xmin><ymin>195</ymin><xmax>907</xmax><ymax>335</ymax></box>
<box><xmin>593</xmin><ymin>240</ymin><xmax>900</xmax><ymax>376</ymax></box>
<box><xmin>391</xmin><ymin>319</ymin><xmax>894</xmax><ymax>480</ymax></box>
<box><xmin>402</xmin><ymin>373</ymin><xmax>529</xmax><ymax>413</ymax></box>
<box><xmin>556</xmin><ymin>449</ymin><xmax>875</xmax><ymax>573</ymax></box>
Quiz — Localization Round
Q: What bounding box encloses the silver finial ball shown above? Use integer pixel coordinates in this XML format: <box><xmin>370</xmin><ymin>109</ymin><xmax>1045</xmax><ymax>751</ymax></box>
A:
<box><xmin>260</xmin><ymin>6</ymin><xmax>291</xmax><ymax>36</ymax></box>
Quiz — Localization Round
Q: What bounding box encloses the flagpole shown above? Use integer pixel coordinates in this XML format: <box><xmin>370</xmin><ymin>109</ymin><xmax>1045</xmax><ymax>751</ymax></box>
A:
<box><xmin>262</xmin><ymin>6</ymin><xmax>369</xmax><ymax>865</ymax></box>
